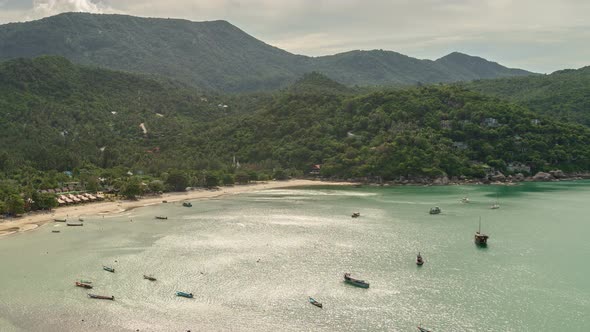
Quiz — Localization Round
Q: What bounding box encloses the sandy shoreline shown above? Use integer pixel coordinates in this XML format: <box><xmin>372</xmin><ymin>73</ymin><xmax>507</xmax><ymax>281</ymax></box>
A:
<box><xmin>0</xmin><ymin>179</ymin><xmax>352</xmax><ymax>237</ymax></box>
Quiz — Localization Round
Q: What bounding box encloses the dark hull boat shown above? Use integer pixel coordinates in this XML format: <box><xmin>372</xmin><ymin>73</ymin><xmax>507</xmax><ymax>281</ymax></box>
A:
<box><xmin>143</xmin><ymin>275</ymin><xmax>157</xmax><ymax>281</ymax></box>
<box><xmin>88</xmin><ymin>294</ymin><xmax>114</xmax><ymax>300</ymax></box>
<box><xmin>52</xmin><ymin>230</ymin><xmax>61</xmax><ymax>233</ymax></box>
<box><xmin>351</xmin><ymin>212</ymin><xmax>360</xmax><ymax>218</ymax></box>
<box><xmin>155</xmin><ymin>216</ymin><xmax>168</xmax><ymax>220</ymax></box>
<box><xmin>54</xmin><ymin>219</ymin><xmax>66</xmax><ymax>222</ymax></box>
<box><xmin>103</xmin><ymin>266</ymin><xmax>115</xmax><ymax>273</ymax></box>
<box><xmin>66</xmin><ymin>222</ymin><xmax>83</xmax><ymax>226</ymax></box>
<box><xmin>182</xmin><ymin>202</ymin><xmax>192</xmax><ymax>207</ymax></box>
<box><xmin>344</xmin><ymin>273</ymin><xmax>370</xmax><ymax>288</ymax></box>
<box><xmin>417</xmin><ymin>326</ymin><xmax>433</xmax><ymax>332</ymax></box>
<box><xmin>75</xmin><ymin>282</ymin><xmax>93</xmax><ymax>289</ymax></box>
<box><xmin>176</xmin><ymin>291</ymin><xmax>193</xmax><ymax>298</ymax></box>
<box><xmin>309</xmin><ymin>297</ymin><xmax>323</xmax><ymax>308</ymax></box>
<box><xmin>429</xmin><ymin>207</ymin><xmax>441</xmax><ymax>215</ymax></box>
<box><xmin>474</xmin><ymin>219</ymin><xmax>489</xmax><ymax>247</ymax></box>
<box><xmin>416</xmin><ymin>253</ymin><xmax>424</xmax><ymax>266</ymax></box>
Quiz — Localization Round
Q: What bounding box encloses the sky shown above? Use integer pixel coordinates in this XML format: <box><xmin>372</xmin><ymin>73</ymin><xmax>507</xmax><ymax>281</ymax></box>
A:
<box><xmin>0</xmin><ymin>0</ymin><xmax>588</xmax><ymax>73</ymax></box>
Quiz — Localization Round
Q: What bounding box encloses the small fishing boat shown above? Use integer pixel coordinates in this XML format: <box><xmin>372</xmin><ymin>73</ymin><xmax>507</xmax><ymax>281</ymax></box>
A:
<box><xmin>155</xmin><ymin>216</ymin><xmax>168</xmax><ymax>220</ymax></box>
<box><xmin>490</xmin><ymin>203</ymin><xmax>500</xmax><ymax>209</ymax></box>
<box><xmin>417</xmin><ymin>326</ymin><xmax>433</xmax><ymax>332</ymax></box>
<box><xmin>143</xmin><ymin>275</ymin><xmax>157</xmax><ymax>281</ymax></box>
<box><xmin>79</xmin><ymin>280</ymin><xmax>93</xmax><ymax>284</ymax></box>
<box><xmin>461</xmin><ymin>197</ymin><xmax>470</xmax><ymax>203</ymax></box>
<box><xmin>66</xmin><ymin>222</ymin><xmax>83</xmax><ymax>226</ymax></box>
<box><xmin>351</xmin><ymin>212</ymin><xmax>360</xmax><ymax>218</ymax></box>
<box><xmin>87</xmin><ymin>294</ymin><xmax>114</xmax><ymax>300</ymax></box>
<box><xmin>78</xmin><ymin>217</ymin><xmax>84</xmax><ymax>222</ymax></box>
<box><xmin>52</xmin><ymin>230</ymin><xmax>61</xmax><ymax>233</ymax></box>
<box><xmin>176</xmin><ymin>291</ymin><xmax>193</xmax><ymax>298</ymax></box>
<box><xmin>343</xmin><ymin>273</ymin><xmax>370</xmax><ymax>288</ymax></box>
<box><xmin>474</xmin><ymin>218</ymin><xmax>489</xmax><ymax>247</ymax></box>
<box><xmin>103</xmin><ymin>266</ymin><xmax>115</xmax><ymax>273</ymax></box>
<box><xmin>429</xmin><ymin>206</ymin><xmax>441</xmax><ymax>215</ymax></box>
<box><xmin>54</xmin><ymin>218</ymin><xmax>66</xmax><ymax>222</ymax></box>
<box><xmin>182</xmin><ymin>202</ymin><xmax>192</xmax><ymax>207</ymax></box>
<box><xmin>416</xmin><ymin>252</ymin><xmax>424</xmax><ymax>266</ymax></box>
<box><xmin>309</xmin><ymin>297</ymin><xmax>323</xmax><ymax>308</ymax></box>
<box><xmin>75</xmin><ymin>282</ymin><xmax>93</xmax><ymax>289</ymax></box>
<box><xmin>162</xmin><ymin>200</ymin><xmax>168</xmax><ymax>203</ymax></box>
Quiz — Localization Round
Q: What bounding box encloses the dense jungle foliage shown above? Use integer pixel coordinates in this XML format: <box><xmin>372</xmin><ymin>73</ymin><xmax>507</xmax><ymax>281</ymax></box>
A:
<box><xmin>1</xmin><ymin>57</ymin><xmax>588</xmax><ymax>214</ymax></box>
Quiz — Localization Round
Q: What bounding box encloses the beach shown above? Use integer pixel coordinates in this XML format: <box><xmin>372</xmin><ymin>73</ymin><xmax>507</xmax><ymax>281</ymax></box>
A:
<box><xmin>0</xmin><ymin>179</ymin><xmax>349</xmax><ymax>237</ymax></box>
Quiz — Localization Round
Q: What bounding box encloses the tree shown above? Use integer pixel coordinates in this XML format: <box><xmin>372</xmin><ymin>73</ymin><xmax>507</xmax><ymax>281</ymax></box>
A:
<box><xmin>34</xmin><ymin>193</ymin><xmax>58</xmax><ymax>210</ymax></box>
<box><xmin>148</xmin><ymin>180</ymin><xmax>165</xmax><ymax>193</ymax></box>
<box><xmin>205</xmin><ymin>173</ymin><xmax>219</xmax><ymax>188</ymax></box>
<box><xmin>166</xmin><ymin>170</ymin><xmax>189</xmax><ymax>192</ymax></box>
<box><xmin>6</xmin><ymin>194</ymin><xmax>25</xmax><ymax>215</ymax></box>
<box><xmin>235</xmin><ymin>171</ymin><xmax>250</xmax><ymax>184</ymax></box>
<box><xmin>273</xmin><ymin>168</ymin><xmax>288</xmax><ymax>180</ymax></box>
<box><xmin>120</xmin><ymin>177</ymin><xmax>144</xmax><ymax>199</ymax></box>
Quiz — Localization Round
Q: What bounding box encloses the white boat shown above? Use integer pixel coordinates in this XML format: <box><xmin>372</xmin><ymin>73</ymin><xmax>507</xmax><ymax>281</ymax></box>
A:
<box><xmin>461</xmin><ymin>197</ymin><xmax>470</xmax><ymax>203</ymax></box>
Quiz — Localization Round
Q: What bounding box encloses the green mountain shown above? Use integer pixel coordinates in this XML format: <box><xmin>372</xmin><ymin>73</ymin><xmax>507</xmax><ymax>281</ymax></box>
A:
<box><xmin>0</xmin><ymin>56</ymin><xmax>236</xmax><ymax>172</ymax></box>
<box><xmin>0</xmin><ymin>13</ymin><xmax>534</xmax><ymax>92</ymax></box>
<box><xmin>465</xmin><ymin>66</ymin><xmax>590</xmax><ymax>125</ymax></box>
<box><xmin>2</xmin><ymin>56</ymin><xmax>588</xmax><ymax>184</ymax></box>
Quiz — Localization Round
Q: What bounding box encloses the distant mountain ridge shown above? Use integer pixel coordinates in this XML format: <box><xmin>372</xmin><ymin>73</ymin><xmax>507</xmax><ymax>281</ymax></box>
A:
<box><xmin>0</xmin><ymin>12</ymin><xmax>535</xmax><ymax>92</ymax></box>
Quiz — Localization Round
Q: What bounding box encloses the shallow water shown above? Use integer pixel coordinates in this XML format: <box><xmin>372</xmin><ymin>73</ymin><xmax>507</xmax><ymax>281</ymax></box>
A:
<box><xmin>0</xmin><ymin>182</ymin><xmax>589</xmax><ymax>331</ymax></box>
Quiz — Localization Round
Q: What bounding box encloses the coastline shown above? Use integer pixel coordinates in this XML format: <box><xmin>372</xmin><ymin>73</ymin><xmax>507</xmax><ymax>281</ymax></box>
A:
<box><xmin>0</xmin><ymin>179</ymin><xmax>353</xmax><ymax>238</ymax></box>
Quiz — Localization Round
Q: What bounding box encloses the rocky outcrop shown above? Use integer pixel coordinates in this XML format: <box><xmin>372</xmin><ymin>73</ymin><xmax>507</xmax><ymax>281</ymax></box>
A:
<box><xmin>490</xmin><ymin>172</ymin><xmax>506</xmax><ymax>182</ymax></box>
<box><xmin>532</xmin><ymin>172</ymin><xmax>554</xmax><ymax>181</ymax></box>
<box><xmin>433</xmin><ymin>176</ymin><xmax>450</xmax><ymax>185</ymax></box>
<box><xmin>549</xmin><ymin>169</ymin><xmax>566</xmax><ymax>179</ymax></box>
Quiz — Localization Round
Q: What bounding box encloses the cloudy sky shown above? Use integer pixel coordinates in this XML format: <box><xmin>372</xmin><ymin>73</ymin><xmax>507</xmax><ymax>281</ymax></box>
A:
<box><xmin>0</xmin><ymin>0</ymin><xmax>588</xmax><ymax>73</ymax></box>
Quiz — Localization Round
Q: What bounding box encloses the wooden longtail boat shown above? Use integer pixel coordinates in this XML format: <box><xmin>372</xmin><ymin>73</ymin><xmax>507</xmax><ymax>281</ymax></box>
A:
<box><xmin>66</xmin><ymin>222</ymin><xmax>83</xmax><ymax>226</ymax></box>
<box><xmin>103</xmin><ymin>266</ymin><xmax>115</xmax><ymax>273</ymax></box>
<box><xmin>176</xmin><ymin>291</ymin><xmax>193</xmax><ymax>298</ymax></box>
<box><xmin>143</xmin><ymin>275</ymin><xmax>157</xmax><ymax>281</ymax></box>
<box><xmin>308</xmin><ymin>297</ymin><xmax>323</xmax><ymax>308</ymax></box>
<box><xmin>88</xmin><ymin>294</ymin><xmax>114</xmax><ymax>300</ymax></box>
<box><xmin>155</xmin><ymin>216</ymin><xmax>168</xmax><ymax>220</ymax></box>
<box><xmin>351</xmin><ymin>212</ymin><xmax>360</xmax><ymax>218</ymax></box>
<box><xmin>182</xmin><ymin>202</ymin><xmax>192</xmax><ymax>207</ymax></box>
<box><xmin>344</xmin><ymin>273</ymin><xmax>370</xmax><ymax>288</ymax></box>
<box><xmin>54</xmin><ymin>218</ymin><xmax>66</xmax><ymax>222</ymax></box>
<box><xmin>75</xmin><ymin>282</ymin><xmax>93</xmax><ymax>289</ymax></box>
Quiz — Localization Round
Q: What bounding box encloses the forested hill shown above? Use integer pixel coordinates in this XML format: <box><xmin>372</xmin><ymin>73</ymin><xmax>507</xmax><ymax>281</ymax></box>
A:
<box><xmin>1</xmin><ymin>56</ymin><xmax>589</xmax><ymax>184</ymax></box>
<box><xmin>203</xmin><ymin>85</ymin><xmax>590</xmax><ymax>180</ymax></box>
<box><xmin>465</xmin><ymin>66</ymin><xmax>590</xmax><ymax>126</ymax></box>
<box><xmin>0</xmin><ymin>12</ymin><xmax>534</xmax><ymax>92</ymax></box>
<box><xmin>0</xmin><ymin>56</ymin><xmax>238</xmax><ymax>172</ymax></box>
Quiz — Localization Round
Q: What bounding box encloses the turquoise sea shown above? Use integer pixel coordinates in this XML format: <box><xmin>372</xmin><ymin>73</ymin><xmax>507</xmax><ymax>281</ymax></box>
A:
<box><xmin>0</xmin><ymin>182</ymin><xmax>589</xmax><ymax>331</ymax></box>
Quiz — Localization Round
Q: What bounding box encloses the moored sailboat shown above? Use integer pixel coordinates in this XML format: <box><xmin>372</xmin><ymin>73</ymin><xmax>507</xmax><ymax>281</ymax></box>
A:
<box><xmin>474</xmin><ymin>218</ymin><xmax>489</xmax><ymax>246</ymax></box>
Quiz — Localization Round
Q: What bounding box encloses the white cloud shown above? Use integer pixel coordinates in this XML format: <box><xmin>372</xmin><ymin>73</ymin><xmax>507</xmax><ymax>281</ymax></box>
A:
<box><xmin>32</xmin><ymin>0</ymin><xmax>111</xmax><ymax>17</ymax></box>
